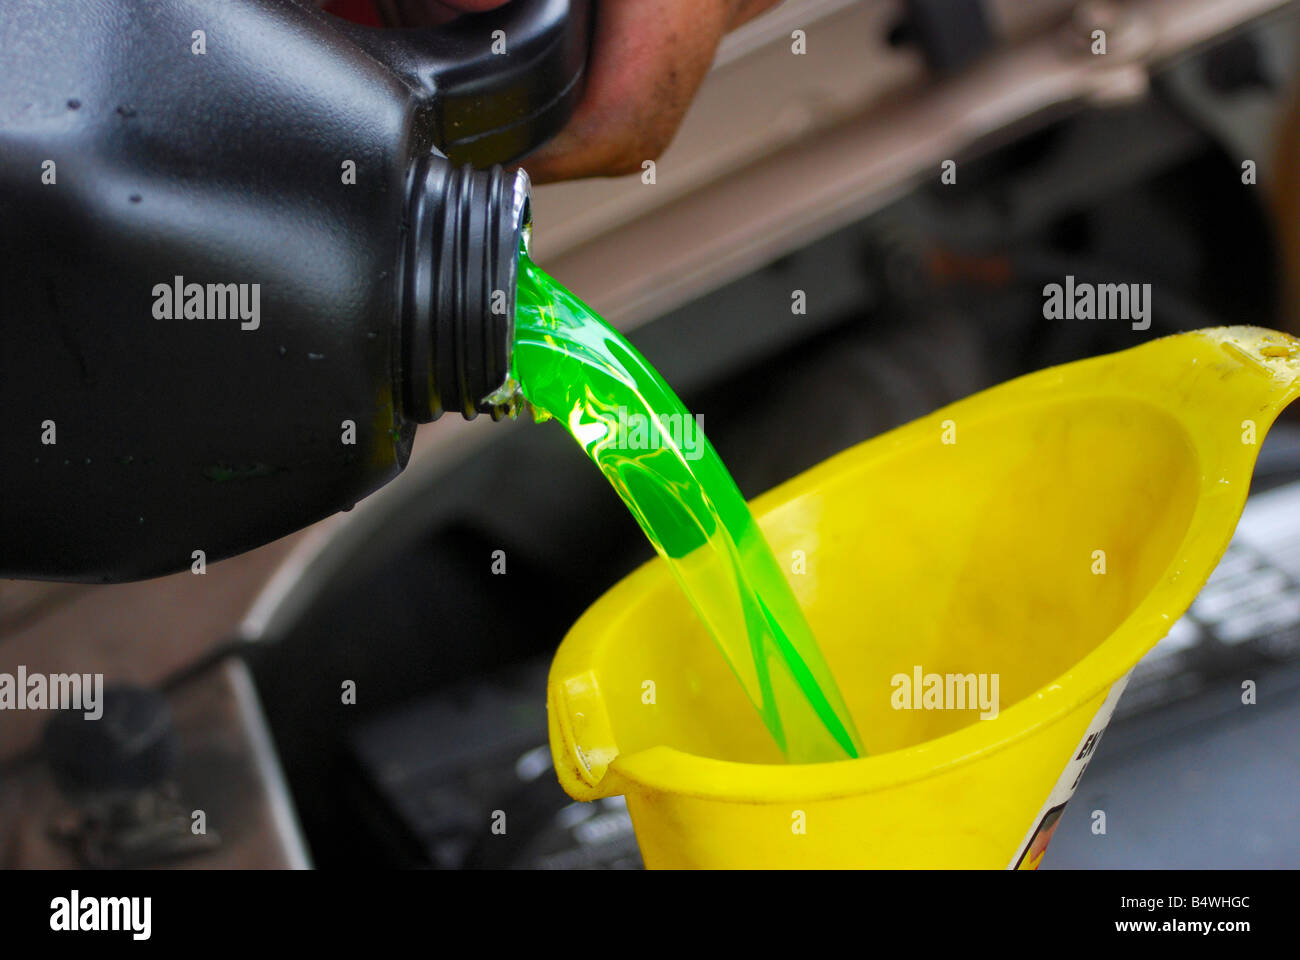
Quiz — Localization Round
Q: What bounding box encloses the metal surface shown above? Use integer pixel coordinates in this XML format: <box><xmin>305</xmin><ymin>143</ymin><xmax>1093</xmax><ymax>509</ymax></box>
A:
<box><xmin>0</xmin><ymin>659</ymin><xmax>309</xmax><ymax>868</ymax></box>
<box><xmin>532</xmin><ymin>0</ymin><xmax>1295</xmax><ymax>333</ymax></box>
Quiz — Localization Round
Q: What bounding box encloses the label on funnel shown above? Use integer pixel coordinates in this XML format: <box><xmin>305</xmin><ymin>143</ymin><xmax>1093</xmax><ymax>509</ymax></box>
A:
<box><xmin>1010</xmin><ymin>673</ymin><xmax>1131</xmax><ymax>870</ymax></box>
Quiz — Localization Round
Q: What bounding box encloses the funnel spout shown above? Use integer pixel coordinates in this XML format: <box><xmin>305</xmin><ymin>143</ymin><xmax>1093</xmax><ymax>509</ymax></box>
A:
<box><xmin>1206</xmin><ymin>326</ymin><xmax>1300</xmax><ymax>409</ymax></box>
<box><xmin>1136</xmin><ymin>326</ymin><xmax>1300</xmax><ymax>421</ymax></box>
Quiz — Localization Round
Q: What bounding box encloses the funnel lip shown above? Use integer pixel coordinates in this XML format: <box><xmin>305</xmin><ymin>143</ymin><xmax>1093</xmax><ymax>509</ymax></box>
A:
<box><xmin>549</xmin><ymin>326</ymin><xmax>1300</xmax><ymax>805</ymax></box>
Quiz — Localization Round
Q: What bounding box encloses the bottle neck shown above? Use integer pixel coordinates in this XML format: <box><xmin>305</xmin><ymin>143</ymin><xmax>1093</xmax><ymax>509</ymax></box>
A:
<box><xmin>400</xmin><ymin>157</ymin><xmax>531</xmax><ymax>422</ymax></box>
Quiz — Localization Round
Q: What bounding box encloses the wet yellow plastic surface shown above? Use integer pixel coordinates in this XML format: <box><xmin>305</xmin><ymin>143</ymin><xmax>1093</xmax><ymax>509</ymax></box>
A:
<box><xmin>547</xmin><ymin>327</ymin><xmax>1300</xmax><ymax>868</ymax></box>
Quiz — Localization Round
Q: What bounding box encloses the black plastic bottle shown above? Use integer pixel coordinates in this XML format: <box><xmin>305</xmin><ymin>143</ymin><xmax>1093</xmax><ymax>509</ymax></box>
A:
<box><xmin>0</xmin><ymin>0</ymin><xmax>589</xmax><ymax>581</ymax></box>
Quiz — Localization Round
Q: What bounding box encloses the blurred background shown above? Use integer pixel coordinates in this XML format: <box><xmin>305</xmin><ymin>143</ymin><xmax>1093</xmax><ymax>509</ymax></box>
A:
<box><xmin>4</xmin><ymin>0</ymin><xmax>1300</xmax><ymax>868</ymax></box>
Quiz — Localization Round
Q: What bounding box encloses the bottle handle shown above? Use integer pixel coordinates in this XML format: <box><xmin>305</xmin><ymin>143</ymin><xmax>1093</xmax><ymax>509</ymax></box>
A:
<box><xmin>340</xmin><ymin>0</ymin><xmax>591</xmax><ymax>167</ymax></box>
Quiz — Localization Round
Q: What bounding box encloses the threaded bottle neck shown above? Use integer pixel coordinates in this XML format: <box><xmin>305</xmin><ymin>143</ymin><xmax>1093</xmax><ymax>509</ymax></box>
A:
<box><xmin>401</xmin><ymin>157</ymin><xmax>531</xmax><ymax>422</ymax></box>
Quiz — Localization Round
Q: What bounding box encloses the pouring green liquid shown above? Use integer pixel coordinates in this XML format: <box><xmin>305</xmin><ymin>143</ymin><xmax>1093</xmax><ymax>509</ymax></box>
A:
<box><xmin>505</xmin><ymin>251</ymin><xmax>861</xmax><ymax>763</ymax></box>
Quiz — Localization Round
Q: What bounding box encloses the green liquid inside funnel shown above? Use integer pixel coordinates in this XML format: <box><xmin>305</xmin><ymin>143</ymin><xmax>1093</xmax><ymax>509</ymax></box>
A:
<box><xmin>509</xmin><ymin>251</ymin><xmax>862</xmax><ymax>763</ymax></box>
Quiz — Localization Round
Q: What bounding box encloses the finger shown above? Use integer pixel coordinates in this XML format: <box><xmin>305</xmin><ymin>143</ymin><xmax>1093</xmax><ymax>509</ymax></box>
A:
<box><xmin>522</xmin><ymin>0</ymin><xmax>735</xmax><ymax>183</ymax></box>
<box><xmin>729</xmin><ymin>0</ymin><xmax>785</xmax><ymax>29</ymax></box>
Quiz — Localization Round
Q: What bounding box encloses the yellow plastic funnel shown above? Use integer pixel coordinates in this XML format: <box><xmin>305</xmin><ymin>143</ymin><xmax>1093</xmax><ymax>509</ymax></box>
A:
<box><xmin>547</xmin><ymin>327</ymin><xmax>1300</xmax><ymax>869</ymax></box>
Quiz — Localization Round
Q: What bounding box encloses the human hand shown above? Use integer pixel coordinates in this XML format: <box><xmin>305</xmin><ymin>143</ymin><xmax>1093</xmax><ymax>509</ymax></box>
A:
<box><xmin>369</xmin><ymin>0</ymin><xmax>785</xmax><ymax>182</ymax></box>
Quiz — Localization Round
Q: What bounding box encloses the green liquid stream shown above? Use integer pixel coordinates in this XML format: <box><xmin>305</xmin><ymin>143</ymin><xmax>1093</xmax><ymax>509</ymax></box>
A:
<box><xmin>509</xmin><ymin>252</ymin><xmax>862</xmax><ymax>763</ymax></box>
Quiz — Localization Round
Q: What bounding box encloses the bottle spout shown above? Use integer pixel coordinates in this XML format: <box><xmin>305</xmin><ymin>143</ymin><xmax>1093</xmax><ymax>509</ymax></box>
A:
<box><xmin>400</xmin><ymin>159</ymin><xmax>532</xmax><ymax>422</ymax></box>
